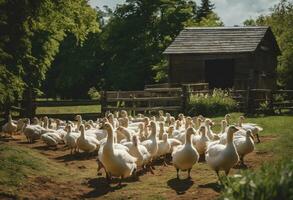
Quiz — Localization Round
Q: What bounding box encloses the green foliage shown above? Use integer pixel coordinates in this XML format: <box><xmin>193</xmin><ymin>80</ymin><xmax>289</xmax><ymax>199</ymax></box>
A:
<box><xmin>187</xmin><ymin>89</ymin><xmax>237</xmax><ymax>116</ymax></box>
<box><xmin>259</xmin><ymin>100</ymin><xmax>271</xmax><ymax>115</ymax></box>
<box><xmin>101</xmin><ymin>0</ymin><xmax>197</xmax><ymax>90</ymax></box>
<box><xmin>220</xmin><ymin>159</ymin><xmax>293</xmax><ymax>200</ymax></box>
<box><xmin>243</xmin><ymin>0</ymin><xmax>293</xmax><ymax>89</ymax></box>
<box><xmin>88</xmin><ymin>87</ymin><xmax>101</xmax><ymax>100</ymax></box>
<box><xmin>0</xmin><ymin>66</ymin><xmax>24</xmax><ymax>108</ymax></box>
<box><xmin>194</xmin><ymin>12</ymin><xmax>224</xmax><ymax>27</ymax></box>
<box><xmin>196</xmin><ymin>0</ymin><xmax>215</xmax><ymax>21</ymax></box>
<box><xmin>0</xmin><ymin>0</ymin><xmax>100</xmax><ymax>107</ymax></box>
<box><xmin>42</xmin><ymin>32</ymin><xmax>103</xmax><ymax>99</ymax></box>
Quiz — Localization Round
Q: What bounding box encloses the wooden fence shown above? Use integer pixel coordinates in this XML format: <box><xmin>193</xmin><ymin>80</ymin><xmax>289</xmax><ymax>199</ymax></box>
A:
<box><xmin>102</xmin><ymin>84</ymin><xmax>293</xmax><ymax>115</ymax></box>
<box><xmin>1</xmin><ymin>85</ymin><xmax>292</xmax><ymax>125</ymax></box>
<box><xmin>101</xmin><ymin>88</ymin><xmax>183</xmax><ymax>115</ymax></box>
<box><xmin>0</xmin><ymin>99</ymin><xmax>101</xmax><ymax>123</ymax></box>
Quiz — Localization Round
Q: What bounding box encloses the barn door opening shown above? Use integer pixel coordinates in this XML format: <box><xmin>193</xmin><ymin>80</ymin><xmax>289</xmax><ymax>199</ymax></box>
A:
<box><xmin>205</xmin><ymin>59</ymin><xmax>234</xmax><ymax>89</ymax></box>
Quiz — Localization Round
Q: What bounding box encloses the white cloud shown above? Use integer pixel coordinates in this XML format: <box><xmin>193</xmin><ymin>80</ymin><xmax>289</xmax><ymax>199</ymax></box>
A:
<box><xmin>89</xmin><ymin>0</ymin><xmax>285</xmax><ymax>26</ymax></box>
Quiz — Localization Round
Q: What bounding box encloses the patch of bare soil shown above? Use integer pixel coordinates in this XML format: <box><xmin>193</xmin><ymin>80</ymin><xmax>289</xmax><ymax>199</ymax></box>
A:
<box><xmin>0</xmin><ymin>134</ymin><xmax>276</xmax><ymax>200</ymax></box>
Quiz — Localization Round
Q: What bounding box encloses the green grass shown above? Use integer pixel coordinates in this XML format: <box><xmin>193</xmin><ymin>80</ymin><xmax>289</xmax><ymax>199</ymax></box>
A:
<box><xmin>211</xmin><ymin>113</ymin><xmax>293</xmax><ymax>159</ymax></box>
<box><xmin>36</xmin><ymin>105</ymin><xmax>101</xmax><ymax>114</ymax></box>
<box><xmin>0</xmin><ymin>113</ymin><xmax>293</xmax><ymax>199</ymax></box>
<box><xmin>0</xmin><ymin>145</ymin><xmax>71</xmax><ymax>195</ymax></box>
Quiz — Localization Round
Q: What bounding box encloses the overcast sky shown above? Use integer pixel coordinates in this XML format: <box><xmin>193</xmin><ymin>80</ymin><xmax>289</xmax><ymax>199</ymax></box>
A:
<box><xmin>89</xmin><ymin>0</ymin><xmax>289</xmax><ymax>26</ymax></box>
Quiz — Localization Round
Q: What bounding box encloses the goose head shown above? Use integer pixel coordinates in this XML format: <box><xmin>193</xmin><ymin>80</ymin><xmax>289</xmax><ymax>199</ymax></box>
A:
<box><xmin>226</xmin><ymin>125</ymin><xmax>239</xmax><ymax>143</ymax></box>
<box><xmin>185</xmin><ymin>117</ymin><xmax>192</xmax><ymax>128</ymax></box>
<box><xmin>75</xmin><ymin>115</ymin><xmax>82</xmax><ymax>121</ymax></box>
<box><xmin>225</xmin><ymin>114</ymin><xmax>231</xmax><ymax>124</ymax></box>
<box><xmin>120</xmin><ymin>110</ymin><xmax>128</xmax><ymax>118</ymax></box>
<box><xmin>167</xmin><ymin>126</ymin><xmax>174</xmax><ymax>136</ymax></box>
<box><xmin>170</xmin><ymin>117</ymin><xmax>175</xmax><ymax>125</ymax></box>
<box><xmin>104</xmin><ymin>122</ymin><xmax>113</xmax><ymax>133</ymax></box>
<box><xmin>238</xmin><ymin>116</ymin><xmax>245</xmax><ymax>127</ymax></box>
<box><xmin>198</xmin><ymin>115</ymin><xmax>204</xmax><ymax>121</ymax></box>
<box><xmin>32</xmin><ymin>117</ymin><xmax>39</xmax><ymax>125</ymax></box>
<box><xmin>143</xmin><ymin>117</ymin><xmax>150</xmax><ymax>126</ymax></box>
<box><xmin>204</xmin><ymin>119</ymin><xmax>214</xmax><ymax>127</ymax></box>
<box><xmin>147</xmin><ymin>121</ymin><xmax>157</xmax><ymax>137</ymax></box>
<box><xmin>158</xmin><ymin>110</ymin><xmax>164</xmax><ymax>117</ymax></box>
<box><xmin>178</xmin><ymin>113</ymin><xmax>184</xmax><ymax>121</ymax></box>
<box><xmin>198</xmin><ymin>125</ymin><xmax>206</xmax><ymax>136</ymax></box>
<box><xmin>65</xmin><ymin>124</ymin><xmax>72</xmax><ymax>133</ymax></box>
<box><xmin>165</xmin><ymin>113</ymin><xmax>171</xmax><ymax>118</ymax></box>
<box><xmin>175</xmin><ymin>120</ymin><xmax>181</xmax><ymax>130</ymax></box>
<box><xmin>246</xmin><ymin>130</ymin><xmax>254</xmax><ymax>140</ymax></box>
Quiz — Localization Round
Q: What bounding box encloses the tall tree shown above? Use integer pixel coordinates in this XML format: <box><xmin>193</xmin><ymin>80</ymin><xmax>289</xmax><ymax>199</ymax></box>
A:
<box><xmin>196</xmin><ymin>0</ymin><xmax>215</xmax><ymax>21</ymax></box>
<box><xmin>243</xmin><ymin>0</ymin><xmax>293</xmax><ymax>89</ymax></box>
<box><xmin>101</xmin><ymin>0</ymin><xmax>197</xmax><ymax>90</ymax></box>
<box><xmin>0</xmin><ymin>0</ymin><xmax>99</xmax><ymax>116</ymax></box>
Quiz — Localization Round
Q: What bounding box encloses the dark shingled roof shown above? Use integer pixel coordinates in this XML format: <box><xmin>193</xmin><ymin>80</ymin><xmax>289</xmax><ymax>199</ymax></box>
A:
<box><xmin>163</xmin><ymin>26</ymin><xmax>270</xmax><ymax>54</ymax></box>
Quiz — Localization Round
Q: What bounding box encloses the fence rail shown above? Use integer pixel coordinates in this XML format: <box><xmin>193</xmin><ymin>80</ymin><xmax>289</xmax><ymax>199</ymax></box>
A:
<box><xmin>2</xmin><ymin>85</ymin><xmax>293</xmax><ymax>123</ymax></box>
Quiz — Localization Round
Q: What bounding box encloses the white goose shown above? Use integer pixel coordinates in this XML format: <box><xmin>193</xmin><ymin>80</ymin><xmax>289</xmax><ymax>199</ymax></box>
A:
<box><xmin>128</xmin><ymin>135</ymin><xmax>151</xmax><ymax>169</ymax></box>
<box><xmin>141</xmin><ymin>121</ymin><xmax>158</xmax><ymax>161</ymax></box>
<box><xmin>205</xmin><ymin>119</ymin><xmax>219</xmax><ymax>140</ymax></box>
<box><xmin>2</xmin><ymin>114</ymin><xmax>17</xmax><ymax>137</ymax></box>
<box><xmin>193</xmin><ymin>126</ymin><xmax>210</xmax><ymax>155</ymax></box>
<box><xmin>64</xmin><ymin>125</ymin><xmax>80</xmax><ymax>154</ymax></box>
<box><xmin>238</xmin><ymin>116</ymin><xmax>262</xmax><ymax>143</ymax></box>
<box><xmin>99</xmin><ymin>123</ymin><xmax>137</xmax><ymax>184</ymax></box>
<box><xmin>156</xmin><ymin>133</ymin><xmax>171</xmax><ymax>159</ymax></box>
<box><xmin>76</xmin><ymin>124</ymin><xmax>100</xmax><ymax>153</ymax></box>
<box><xmin>234</xmin><ymin>130</ymin><xmax>255</xmax><ymax>165</ymax></box>
<box><xmin>206</xmin><ymin>126</ymin><xmax>239</xmax><ymax>176</ymax></box>
<box><xmin>172</xmin><ymin>127</ymin><xmax>199</xmax><ymax>179</ymax></box>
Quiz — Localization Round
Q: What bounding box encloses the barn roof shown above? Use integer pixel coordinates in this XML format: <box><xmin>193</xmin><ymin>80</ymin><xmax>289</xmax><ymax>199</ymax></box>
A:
<box><xmin>163</xmin><ymin>26</ymin><xmax>274</xmax><ymax>54</ymax></box>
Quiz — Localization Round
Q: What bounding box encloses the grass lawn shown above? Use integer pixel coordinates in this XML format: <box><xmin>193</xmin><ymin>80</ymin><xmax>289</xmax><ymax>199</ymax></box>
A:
<box><xmin>0</xmin><ymin>113</ymin><xmax>292</xmax><ymax>199</ymax></box>
<box><xmin>36</xmin><ymin>105</ymin><xmax>101</xmax><ymax>114</ymax></box>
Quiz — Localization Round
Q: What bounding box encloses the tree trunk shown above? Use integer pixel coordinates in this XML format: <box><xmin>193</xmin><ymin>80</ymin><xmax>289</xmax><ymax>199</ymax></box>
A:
<box><xmin>21</xmin><ymin>87</ymin><xmax>36</xmax><ymax>118</ymax></box>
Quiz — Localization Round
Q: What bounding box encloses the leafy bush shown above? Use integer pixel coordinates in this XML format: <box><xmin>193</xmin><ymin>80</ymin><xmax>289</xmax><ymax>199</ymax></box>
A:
<box><xmin>187</xmin><ymin>89</ymin><xmax>237</xmax><ymax>116</ymax></box>
<box><xmin>220</xmin><ymin>159</ymin><xmax>293</xmax><ymax>200</ymax></box>
<box><xmin>259</xmin><ymin>100</ymin><xmax>271</xmax><ymax>115</ymax></box>
<box><xmin>87</xmin><ymin>87</ymin><xmax>101</xmax><ymax>100</ymax></box>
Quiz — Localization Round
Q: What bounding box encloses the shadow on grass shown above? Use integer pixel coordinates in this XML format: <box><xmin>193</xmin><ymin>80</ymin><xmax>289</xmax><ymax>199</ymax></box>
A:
<box><xmin>167</xmin><ymin>178</ymin><xmax>194</xmax><ymax>195</ymax></box>
<box><xmin>198</xmin><ymin>181</ymin><xmax>222</xmax><ymax>193</ymax></box>
<box><xmin>82</xmin><ymin>176</ymin><xmax>134</xmax><ymax>198</ymax></box>
<box><xmin>55</xmin><ymin>151</ymin><xmax>97</xmax><ymax>162</ymax></box>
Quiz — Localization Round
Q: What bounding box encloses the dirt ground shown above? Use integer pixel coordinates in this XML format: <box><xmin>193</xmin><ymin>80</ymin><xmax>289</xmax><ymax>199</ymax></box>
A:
<box><xmin>0</xmin><ymin>134</ymin><xmax>275</xmax><ymax>200</ymax></box>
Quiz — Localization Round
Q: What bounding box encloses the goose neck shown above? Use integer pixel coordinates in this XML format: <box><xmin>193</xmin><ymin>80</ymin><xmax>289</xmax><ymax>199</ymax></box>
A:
<box><xmin>106</xmin><ymin>128</ymin><xmax>114</xmax><ymax>146</ymax></box>
<box><xmin>227</xmin><ymin>131</ymin><xmax>234</xmax><ymax>144</ymax></box>
<box><xmin>185</xmin><ymin>132</ymin><xmax>192</xmax><ymax>145</ymax></box>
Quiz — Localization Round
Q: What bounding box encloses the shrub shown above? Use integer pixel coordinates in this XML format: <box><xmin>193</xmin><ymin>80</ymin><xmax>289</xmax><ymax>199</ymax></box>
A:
<box><xmin>187</xmin><ymin>89</ymin><xmax>237</xmax><ymax>116</ymax></box>
<box><xmin>87</xmin><ymin>87</ymin><xmax>101</xmax><ymax>100</ymax></box>
<box><xmin>220</xmin><ymin>159</ymin><xmax>293</xmax><ymax>200</ymax></box>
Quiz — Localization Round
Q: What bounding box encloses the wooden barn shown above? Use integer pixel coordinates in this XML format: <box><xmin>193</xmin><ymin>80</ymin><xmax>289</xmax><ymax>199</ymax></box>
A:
<box><xmin>163</xmin><ymin>26</ymin><xmax>281</xmax><ymax>89</ymax></box>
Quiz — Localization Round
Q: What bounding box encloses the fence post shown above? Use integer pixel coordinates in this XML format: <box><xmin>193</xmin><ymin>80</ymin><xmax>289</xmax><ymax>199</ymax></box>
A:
<box><xmin>268</xmin><ymin>89</ymin><xmax>274</xmax><ymax>114</ymax></box>
<box><xmin>181</xmin><ymin>85</ymin><xmax>189</xmax><ymax>114</ymax></box>
<box><xmin>246</xmin><ymin>88</ymin><xmax>254</xmax><ymax>114</ymax></box>
<box><xmin>101</xmin><ymin>90</ymin><xmax>107</xmax><ymax>116</ymax></box>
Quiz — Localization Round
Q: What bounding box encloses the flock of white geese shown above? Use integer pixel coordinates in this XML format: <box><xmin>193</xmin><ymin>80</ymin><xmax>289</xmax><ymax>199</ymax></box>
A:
<box><xmin>1</xmin><ymin>111</ymin><xmax>263</xmax><ymax>185</ymax></box>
